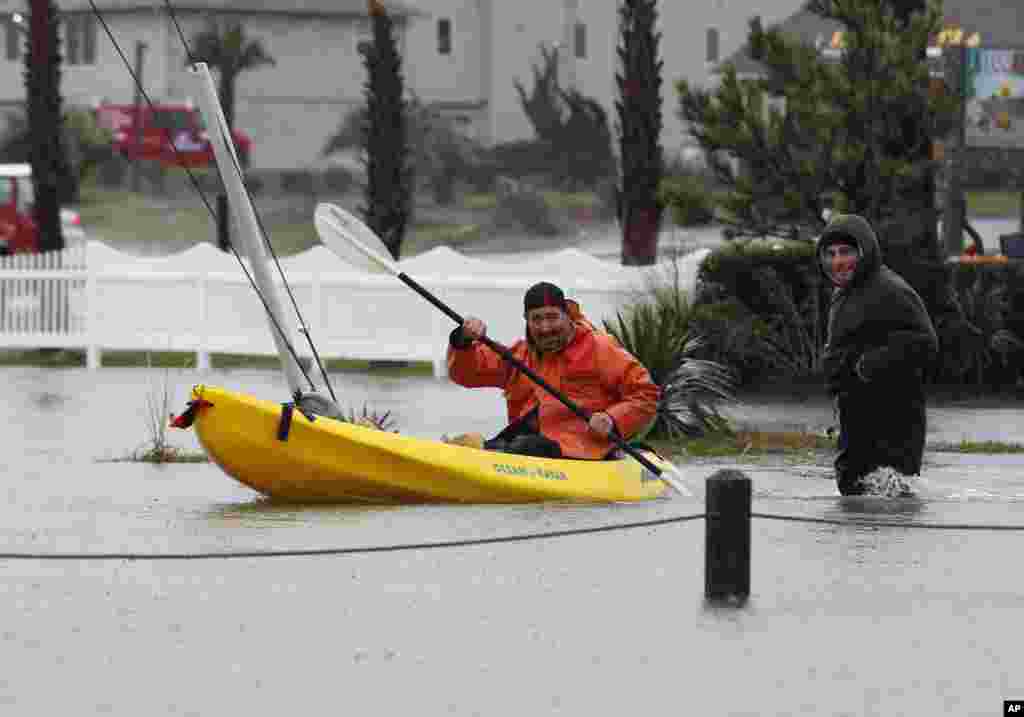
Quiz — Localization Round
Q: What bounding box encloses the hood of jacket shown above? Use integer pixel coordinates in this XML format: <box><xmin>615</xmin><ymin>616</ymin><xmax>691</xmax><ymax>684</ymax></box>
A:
<box><xmin>817</xmin><ymin>214</ymin><xmax>882</xmax><ymax>289</ymax></box>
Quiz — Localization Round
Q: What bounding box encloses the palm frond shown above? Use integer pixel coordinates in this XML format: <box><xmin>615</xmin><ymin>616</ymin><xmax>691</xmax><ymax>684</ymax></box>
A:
<box><xmin>657</xmin><ymin>353</ymin><xmax>738</xmax><ymax>439</ymax></box>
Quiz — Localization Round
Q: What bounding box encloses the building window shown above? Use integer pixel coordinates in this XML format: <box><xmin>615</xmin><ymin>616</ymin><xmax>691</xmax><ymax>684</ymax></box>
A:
<box><xmin>65</xmin><ymin>16</ymin><xmax>80</xmax><ymax>65</ymax></box>
<box><xmin>82</xmin><ymin>15</ymin><xmax>96</xmax><ymax>63</ymax></box>
<box><xmin>706</xmin><ymin>27</ymin><xmax>719</xmax><ymax>64</ymax></box>
<box><xmin>437</xmin><ymin>18</ymin><xmax>451</xmax><ymax>55</ymax></box>
<box><xmin>64</xmin><ymin>15</ymin><xmax>97</xmax><ymax>65</ymax></box>
<box><xmin>574</xmin><ymin>21</ymin><xmax>586</xmax><ymax>59</ymax></box>
<box><xmin>6</xmin><ymin>16</ymin><xmax>21</xmax><ymax>61</ymax></box>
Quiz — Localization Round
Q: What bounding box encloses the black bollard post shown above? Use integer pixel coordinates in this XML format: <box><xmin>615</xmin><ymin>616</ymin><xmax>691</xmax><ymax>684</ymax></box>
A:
<box><xmin>705</xmin><ymin>469</ymin><xmax>751</xmax><ymax>606</ymax></box>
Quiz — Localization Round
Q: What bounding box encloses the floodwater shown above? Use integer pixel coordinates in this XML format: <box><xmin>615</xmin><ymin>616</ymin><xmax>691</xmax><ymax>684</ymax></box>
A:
<box><xmin>1</xmin><ymin>366</ymin><xmax>1022</xmax><ymax>716</ymax></box>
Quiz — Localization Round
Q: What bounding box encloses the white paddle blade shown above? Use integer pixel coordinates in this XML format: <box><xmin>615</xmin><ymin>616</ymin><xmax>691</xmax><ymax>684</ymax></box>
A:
<box><xmin>314</xmin><ymin>202</ymin><xmax>399</xmax><ymax>275</ymax></box>
<box><xmin>660</xmin><ymin>464</ymin><xmax>692</xmax><ymax>497</ymax></box>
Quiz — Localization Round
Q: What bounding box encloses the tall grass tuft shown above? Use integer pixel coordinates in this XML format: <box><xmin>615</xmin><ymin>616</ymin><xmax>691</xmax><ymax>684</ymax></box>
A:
<box><xmin>133</xmin><ymin>352</ymin><xmax>207</xmax><ymax>463</ymax></box>
<box><xmin>604</xmin><ymin>294</ymin><xmax>688</xmax><ymax>386</ymax></box>
<box><xmin>340</xmin><ymin>403</ymin><xmax>399</xmax><ymax>432</ymax></box>
<box><xmin>656</xmin><ymin>335</ymin><xmax>737</xmax><ymax>440</ymax></box>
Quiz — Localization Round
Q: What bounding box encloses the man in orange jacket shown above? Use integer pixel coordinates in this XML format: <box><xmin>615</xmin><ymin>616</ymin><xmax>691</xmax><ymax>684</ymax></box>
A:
<box><xmin>447</xmin><ymin>281</ymin><xmax>659</xmax><ymax>459</ymax></box>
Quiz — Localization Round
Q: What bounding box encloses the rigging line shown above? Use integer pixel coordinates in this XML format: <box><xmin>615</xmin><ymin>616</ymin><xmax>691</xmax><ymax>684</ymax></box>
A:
<box><xmin>162</xmin><ymin>0</ymin><xmax>195</xmax><ymax>66</ymax></box>
<box><xmin>87</xmin><ymin>0</ymin><xmax>317</xmax><ymax>393</ymax></box>
<box><xmin>250</xmin><ymin>181</ymin><xmax>338</xmax><ymax>402</ymax></box>
<box><xmin>163</xmin><ymin>0</ymin><xmax>336</xmax><ymax>402</ymax></box>
<box><xmin>0</xmin><ymin>513</ymin><xmax>705</xmax><ymax>561</ymax></box>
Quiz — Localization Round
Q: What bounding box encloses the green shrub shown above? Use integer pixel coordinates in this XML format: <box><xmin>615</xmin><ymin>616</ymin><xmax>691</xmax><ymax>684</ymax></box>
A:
<box><xmin>492</xmin><ymin>178</ymin><xmax>561</xmax><ymax>236</ymax></box>
<box><xmin>694</xmin><ymin>239</ymin><xmax>829</xmax><ymax>386</ymax></box>
<box><xmin>486</xmin><ymin>139</ymin><xmax>562</xmax><ymax>181</ymax></box>
<box><xmin>690</xmin><ymin>295</ymin><xmax>774</xmax><ymax>384</ymax></box>
<box><xmin>697</xmin><ymin>237</ymin><xmax>818</xmax><ymax>292</ymax></box>
<box><xmin>409</xmin><ymin>222</ymin><xmax>481</xmax><ymax>252</ymax></box>
<box><xmin>1</xmin><ymin>107</ymin><xmax>114</xmax><ymax>202</ymax></box>
<box><xmin>934</xmin><ymin>263</ymin><xmax>1024</xmax><ymax>389</ymax></box>
<box><xmin>658</xmin><ymin>175</ymin><xmax>714</xmax><ymax>226</ymax></box>
<box><xmin>745</xmin><ymin>265</ymin><xmax>826</xmax><ymax>380</ymax></box>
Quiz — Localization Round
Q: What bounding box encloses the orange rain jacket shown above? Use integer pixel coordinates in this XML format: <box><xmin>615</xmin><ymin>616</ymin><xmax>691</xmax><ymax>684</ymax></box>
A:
<box><xmin>446</xmin><ymin>303</ymin><xmax>659</xmax><ymax>459</ymax></box>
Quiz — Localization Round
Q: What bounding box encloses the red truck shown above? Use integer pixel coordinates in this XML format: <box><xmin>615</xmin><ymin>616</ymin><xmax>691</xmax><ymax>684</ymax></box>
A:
<box><xmin>0</xmin><ymin>163</ymin><xmax>85</xmax><ymax>255</ymax></box>
<box><xmin>95</xmin><ymin>101</ymin><xmax>253</xmax><ymax>169</ymax></box>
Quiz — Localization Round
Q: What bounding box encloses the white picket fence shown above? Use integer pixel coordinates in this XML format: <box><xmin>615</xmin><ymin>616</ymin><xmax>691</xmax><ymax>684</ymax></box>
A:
<box><xmin>0</xmin><ymin>240</ymin><xmax>709</xmax><ymax>377</ymax></box>
<box><xmin>0</xmin><ymin>242</ymin><xmax>89</xmax><ymax>338</ymax></box>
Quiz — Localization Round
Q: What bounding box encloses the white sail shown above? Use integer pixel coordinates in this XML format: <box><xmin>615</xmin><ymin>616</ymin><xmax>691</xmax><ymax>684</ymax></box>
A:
<box><xmin>186</xmin><ymin>63</ymin><xmax>307</xmax><ymax>397</ymax></box>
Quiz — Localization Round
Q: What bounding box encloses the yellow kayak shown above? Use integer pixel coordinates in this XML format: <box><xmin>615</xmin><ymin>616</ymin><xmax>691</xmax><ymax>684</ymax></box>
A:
<box><xmin>181</xmin><ymin>384</ymin><xmax>670</xmax><ymax>504</ymax></box>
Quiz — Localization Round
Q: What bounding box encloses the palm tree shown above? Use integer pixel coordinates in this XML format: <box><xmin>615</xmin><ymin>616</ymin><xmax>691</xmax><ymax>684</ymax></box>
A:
<box><xmin>26</xmin><ymin>0</ymin><xmax>69</xmax><ymax>252</ymax></box>
<box><xmin>361</xmin><ymin>0</ymin><xmax>413</xmax><ymax>259</ymax></box>
<box><xmin>189</xmin><ymin>19</ymin><xmax>274</xmax><ymax>252</ymax></box>
<box><xmin>189</xmin><ymin>18</ymin><xmax>275</xmax><ymax>165</ymax></box>
<box><xmin>615</xmin><ymin>0</ymin><xmax>664</xmax><ymax>266</ymax></box>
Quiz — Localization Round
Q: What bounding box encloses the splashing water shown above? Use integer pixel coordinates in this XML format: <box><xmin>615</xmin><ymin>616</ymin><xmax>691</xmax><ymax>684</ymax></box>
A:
<box><xmin>859</xmin><ymin>468</ymin><xmax>920</xmax><ymax>498</ymax></box>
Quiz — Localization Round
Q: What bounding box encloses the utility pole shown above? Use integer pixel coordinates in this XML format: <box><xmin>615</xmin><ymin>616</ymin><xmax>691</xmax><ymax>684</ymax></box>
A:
<box><xmin>942</xmin><ymin>44</ymin><xmax>968</xmax><ymax>258</ymax></box>
<box><xmin>130</xmin><ymin>40</ymin><xmax>147</xmax><ymax>193</ymax></box>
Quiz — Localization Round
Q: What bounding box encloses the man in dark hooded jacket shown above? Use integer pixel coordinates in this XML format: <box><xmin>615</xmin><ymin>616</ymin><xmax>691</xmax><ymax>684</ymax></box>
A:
<box><xmin>818</xmin><ymin>214</ymin><xmax>939</xmax><ymax>496</ymax></box>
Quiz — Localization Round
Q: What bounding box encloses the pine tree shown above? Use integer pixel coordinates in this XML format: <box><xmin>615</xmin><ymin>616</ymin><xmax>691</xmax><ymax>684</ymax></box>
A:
<box><xmin>513</xmin><ymin>46</ymin><xmax>616</xmax><ymax>189</ymax></box>
<box><xmin>677</xmin><ymin>0</ymin><xmax>956</xmax><ymax>242</ymax></box>
<box><xmin>26</xmin><ymin>0</ymin><xmax>69</xmax><ymax>253</ymax></box>
<box><xmin>881</xmin><ymin>0</ymin><xmax>940</xmax><ymax>259</ymax></box>
<box><xmin>361</xmin><ymin>0</ymin><xmax>413</xmax><ymax>260</ymax></box>
<box><xmin>615</xmin><ymin>0</ymin><xmax>664</xmax><ymax>266</ymax></box>
<box><xmin>560</xmin><ymin>89</ymin><xmax>616</xmax><ymax>190</ymax></box>
<box><xmin>514</xmin><ymin>44</ymin><xmax>565</xmax><ymax>146</ymax></box>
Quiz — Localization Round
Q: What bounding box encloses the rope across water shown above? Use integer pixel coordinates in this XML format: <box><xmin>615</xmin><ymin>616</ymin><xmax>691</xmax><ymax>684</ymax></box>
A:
<box><xmin>0</xmin><ymin>510</ymin><xmax>1019</xmax><ymax>561</ymax></box>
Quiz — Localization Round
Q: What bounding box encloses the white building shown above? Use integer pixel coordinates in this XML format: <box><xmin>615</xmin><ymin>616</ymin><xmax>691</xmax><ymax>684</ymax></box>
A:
<box><xmin>402</xmin><ymin>0</ymin><xmax>805</xmax><ymax>158</ymax></box>
<box><xmin>0</xmin><ymin>0</ymin><xmax>804</xmax><ymax>170</ymax></box>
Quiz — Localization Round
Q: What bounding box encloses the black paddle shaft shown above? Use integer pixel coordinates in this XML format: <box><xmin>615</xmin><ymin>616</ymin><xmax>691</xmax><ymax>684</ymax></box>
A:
<box><xmin>399</xmin><ymin>272</ymin><xmax>465</xmax><ymax>325</ymax></box>
<box><xmin>396</xmin><ymin>272</ymin><xmax>664</xmax><ymax>477</ymax></box>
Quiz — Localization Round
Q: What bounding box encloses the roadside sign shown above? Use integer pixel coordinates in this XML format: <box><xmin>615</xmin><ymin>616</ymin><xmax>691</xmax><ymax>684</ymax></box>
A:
<box><xmin>964</xmin><ymin>48</ymin><xmax>1024</xmax><ymax>150</ymax></box>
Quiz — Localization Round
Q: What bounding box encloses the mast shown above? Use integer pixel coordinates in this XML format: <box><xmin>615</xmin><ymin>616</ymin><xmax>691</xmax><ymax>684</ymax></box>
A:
<box><xmin>187</xmin><ymin>62</ymin><xmax>307</xmax><ymax>397</ymax></box>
